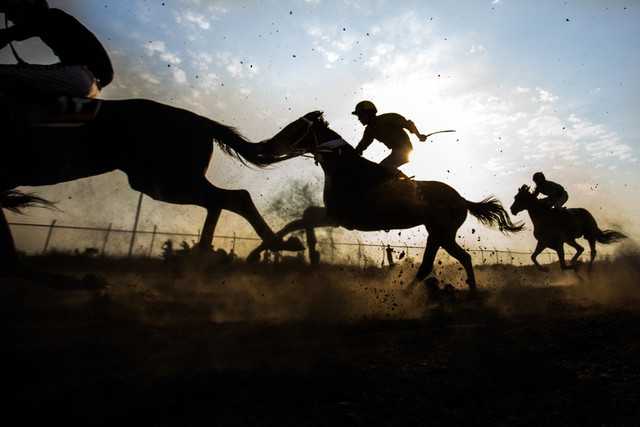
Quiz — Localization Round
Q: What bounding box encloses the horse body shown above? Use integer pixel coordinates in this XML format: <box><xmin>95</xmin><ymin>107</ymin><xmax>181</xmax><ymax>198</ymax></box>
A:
<box><xmin>1</xmin><ymin>98</ymin><xmax>302</xmax><ymax>280</ymax></box>
<box><xmin>325</xmin><ymin>177</ymin><xmax>468</xmax><ymax>232</ymax></box>
<box><xmin>248</xmin><ymin>111</ymin><xmax>523</xmax><ymax>293</ymax></box>
<box><xmin>510</xmin><ymin>185</ymin><xmax>626</xmax><ymax>271</ymax></box>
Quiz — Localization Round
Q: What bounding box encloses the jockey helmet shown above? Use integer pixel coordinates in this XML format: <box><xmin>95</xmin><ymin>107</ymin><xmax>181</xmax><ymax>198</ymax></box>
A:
<box><xmin>0</xmin><ymin>0</ymin><xmax>49</xmax><ymax>12</ymax></box>
<box><xmin>352</xmin><ymin>100</ymin><xmax>377</xmax><ymax>115</ymax></box>
<box><xmin>532</xmin><ymin>172</ymin><xmax>545</xmax><ymax>183</ymax></box>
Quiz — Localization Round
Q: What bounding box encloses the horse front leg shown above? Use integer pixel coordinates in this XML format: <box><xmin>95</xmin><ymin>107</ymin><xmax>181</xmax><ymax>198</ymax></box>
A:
<box><xmin>531</xmin><ymin>241</ymin><xmax>549</xmax><ymax>272</ymax></box>
<box><xmin>246</xmin><ymin>206</ymin><xmax>334</xmax><ymax>264</ymax></box>
<box><xmin>416</xmin><ymin>234</ymin><xmax>441</xmax><ymax>282</ymax></box>
<box><xmin>302</xmin><ymin>206</ymin><xmax>335</xmax><ymax>264</ymax></box>
<box><xmin>555</xmin><ymin>244</ymin><xmax>571</xmax><ymax>271</ymax></box>
<box><xmin>246</xmin><ymin>217</ymin><xmax>307</xmax><ymax>263</ymax></box>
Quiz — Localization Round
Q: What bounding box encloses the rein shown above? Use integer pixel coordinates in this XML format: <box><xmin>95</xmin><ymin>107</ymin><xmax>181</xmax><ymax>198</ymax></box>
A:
<box><xmin>290</xmin><ymin>116</ymin><xmax>315</xmax><ymax>149</ymax></box>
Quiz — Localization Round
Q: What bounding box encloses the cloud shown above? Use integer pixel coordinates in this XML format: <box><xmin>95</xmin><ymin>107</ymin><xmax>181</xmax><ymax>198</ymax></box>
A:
<box><xmin>143</xmin><ymin>40</ymin><xmax>167</xmax><ymax>56</ymax></box>
<box><xmin>174</xmin><ymin>10</ymin><xmax>212</xmax><ymax>30</ymax></box>
<box><xmin>468</xmin><ymin>44</ymin><xmax>486</xmax><ymax>54</ymax></box>
<box><xmin>172</xmin><ymin>67</ymin><xmax>187</xmax><ymax>84</ymax></box>
<box><xmin>535</xmin><ymin>88</ymin><xmax>559</xmax><ymax>103</ymax></box>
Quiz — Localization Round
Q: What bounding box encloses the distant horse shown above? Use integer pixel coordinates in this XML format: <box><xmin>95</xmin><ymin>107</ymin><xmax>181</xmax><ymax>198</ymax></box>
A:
<box><xmin>1</xmin><ymin>98</ymin><xmax>302</xmax><ymax>282</ymax></box>
<box><xmin>510</xmin><ymin>185</ymin><xmax>626</xmax><ymax>271</ymax></box>
<box><xmin>246</xmin><ymin>111</ymin><xmax>524</xmax><ymax>293</ymax></box>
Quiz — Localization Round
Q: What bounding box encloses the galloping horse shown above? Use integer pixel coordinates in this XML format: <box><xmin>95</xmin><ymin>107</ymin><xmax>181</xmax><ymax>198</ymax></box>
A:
<box><xmin>510</xmin><ymin>185</ymin><xmax>626</xmax><ymax>272</ymax></box>
<box><xmin>1</xmin><ymin>98</ymin><xmax>302</xmax><ymax>281</ymax></box>
<box><xmin>247</xmin><ymin>111</ymin><xmax>524</xmax><ymax>293</ymax></box>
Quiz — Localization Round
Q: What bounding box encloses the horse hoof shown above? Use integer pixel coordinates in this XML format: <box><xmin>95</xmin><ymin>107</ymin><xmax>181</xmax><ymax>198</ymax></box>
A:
<box><xmin>424</xmin><ymin>277</ymin><xmax>439</xmax><ymax>289</ymax></box>
<box><xmin>283</xmin><ymin>236</ymin><xmax>305</xmax><ymax>252</ymax></box>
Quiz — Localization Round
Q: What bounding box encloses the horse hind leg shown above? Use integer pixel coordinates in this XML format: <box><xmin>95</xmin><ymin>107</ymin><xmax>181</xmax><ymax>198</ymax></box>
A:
<box><xmin>140</xmin><ymin>179</ymin><xmax>281</xmax><ymax>253</ymax></box>
<box><xmin>441</xmin><ymin>237</ymin><xmax>477</xmax><ymax>294</ymax></box>
<box><xmin>586</xmin><ymin>237</ymin><xmax>597</xmax><ymax>271</ymax></box>
<box><xmin>566</xmin><ymin>239</ymin><xmax>584</xmax><ymax>272</ymax></box>
<box><xmin>0</xmin><ymin>198</ymin><xmax>22</xmax><ymax>275</ymax></box>
<box><xmin>198</xmin><ymin>208</ymin><xmax>222</xmax><ymax>251</ymax></box>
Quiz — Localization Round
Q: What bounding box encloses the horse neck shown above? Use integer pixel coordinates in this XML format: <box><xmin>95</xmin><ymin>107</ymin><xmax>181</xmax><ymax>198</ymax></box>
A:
<box><xmin>523</xmin><ymin>199</ymin><xmax>552</xmax><ymax>224</ymax></box>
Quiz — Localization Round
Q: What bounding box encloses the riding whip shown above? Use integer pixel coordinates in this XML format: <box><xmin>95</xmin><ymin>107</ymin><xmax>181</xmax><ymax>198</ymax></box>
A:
<box><xmin>423</xmin><ymin>130</ymin><xmax>456</xmax><ymax>139</ymax></box>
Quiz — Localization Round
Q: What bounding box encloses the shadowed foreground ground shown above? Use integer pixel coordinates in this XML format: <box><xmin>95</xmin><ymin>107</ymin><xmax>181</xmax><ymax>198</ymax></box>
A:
<box><xmin>1</xmin><ymin>253</ymin><xmax>639</xmax><ymax>425</ymax></box>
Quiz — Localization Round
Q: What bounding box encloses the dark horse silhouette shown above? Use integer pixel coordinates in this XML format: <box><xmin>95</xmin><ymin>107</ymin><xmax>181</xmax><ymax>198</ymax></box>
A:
<box><xmin>510</xmin><ymin>185</ymin><xmax>626</xmax><ymax>272</ymax></box>
<box><xmin>1</xmin><ymin>98</ymin><xmax>302</xmax><ymax>285</ymax></box>
<box><xmin>246</xmin><ymin>111</ymin><xmax>524</xmax><ymax>293</ymax></box>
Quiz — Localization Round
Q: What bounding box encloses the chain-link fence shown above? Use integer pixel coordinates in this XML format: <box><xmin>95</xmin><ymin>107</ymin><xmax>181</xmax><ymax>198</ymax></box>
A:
<box><xmin>8</xmin><ymin>220</ymin><xmax>574</xmax><ymax>267</ymax></box>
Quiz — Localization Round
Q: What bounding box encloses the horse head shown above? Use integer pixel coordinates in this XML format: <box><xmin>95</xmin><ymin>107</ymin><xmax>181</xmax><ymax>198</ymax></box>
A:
<box><xmin>261</xmin><ymin>111</ymin><xmax>349</xmax><ymax>160</ymax></box>
<box><xmin>510</xmin><ymin>184</ymin><xmax>534</xmax><ymax>215</ymax></box>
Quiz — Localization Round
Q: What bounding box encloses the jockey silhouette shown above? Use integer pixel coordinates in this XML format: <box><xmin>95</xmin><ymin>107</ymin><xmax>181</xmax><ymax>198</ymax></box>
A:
<box><xmin>0</xmin><ymin>0</ymin><xmax>113</xmax><ymax>121</ymax></box>
<box><xmin>532</xmin><ymin>172</ymin><xmax>568</xmax><ymax>209</ymax></box>
<box><xmin>352</xmin><ymin>100</ymin><xmax>427</xmax><ymax>174</ymax></box>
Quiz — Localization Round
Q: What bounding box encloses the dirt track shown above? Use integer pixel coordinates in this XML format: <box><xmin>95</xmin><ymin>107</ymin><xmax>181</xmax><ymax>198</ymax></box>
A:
<box><xmin>1</xmin><ymin>253</ymin><xmax>640</xmax><ymax>425</ymax></box>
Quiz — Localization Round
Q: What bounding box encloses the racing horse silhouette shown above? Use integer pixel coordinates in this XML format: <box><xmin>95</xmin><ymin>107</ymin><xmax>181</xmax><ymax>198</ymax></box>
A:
<box><xmin>510</xmin><ymin>185</ymin><xmax>626</xmax><ymax>272</ymax></box>
<box><xmin>247</xmin><ymin>111</ymin><xmax>524</xmax><ymax>293</ymax></box>
<box><xmin>1</xmin><ymin>98</ymin><xmax>303</xmax><ymax>283</ymax></box>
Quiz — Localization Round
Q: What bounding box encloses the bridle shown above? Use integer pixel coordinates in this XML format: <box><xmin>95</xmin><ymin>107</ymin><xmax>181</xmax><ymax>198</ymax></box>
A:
<box><xmin>291</xmin><ymin>114</ymin><xmax>349</xmax><ymax>161</ymax></box>
<box><xmin>290</xmin><ymin>116</ymin><xmax>316</xmax><ymax>150</ymax></box>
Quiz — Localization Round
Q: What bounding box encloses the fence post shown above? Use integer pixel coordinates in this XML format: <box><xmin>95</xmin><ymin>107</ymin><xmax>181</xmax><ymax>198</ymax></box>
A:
<box><xmin>101</xmin><ymin>223</ymin><xmax>112</xmax><ymax>256</ymax></box>
<box><xmin>42</xmin><ymin>219</ymin><xmax>56</xmax><ymax>255</ymax></box>
<box><xmin>148</xmin><ymin>225</ymin><xmax>157</xmax><ymax>257</ymax></box>
<box><xmin>128</xmin><ymin>192</ymin><xmax>143</xmax><ymax>257</ymax></box>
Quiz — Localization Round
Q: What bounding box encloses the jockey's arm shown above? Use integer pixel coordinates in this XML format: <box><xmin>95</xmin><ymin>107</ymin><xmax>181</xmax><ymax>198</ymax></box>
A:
<box><xmin>354</xmin><ymin>130</ymin><xmax>374</xmax><ymax>156</ymax></box>
<box><xmin>405</xmin><ymin>119</ymin><xmax>427</xmax><ymax>142</ymax></box>
<box><xmin>0</xmin><ymin>23</ymin><xmax>37</xmax><ymax>45</ymax></box>
<box><xmin>532</xmin><ymin>186</ymin><xmax>541</xmax><ymax>197</ymax></box>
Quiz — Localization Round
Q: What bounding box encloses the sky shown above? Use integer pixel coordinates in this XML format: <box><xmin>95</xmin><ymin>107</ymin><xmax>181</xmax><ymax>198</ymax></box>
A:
<box><xmin>3</xmin><ymin>0</ymin><xmax>639</xmax><ymax>255</ymax></box>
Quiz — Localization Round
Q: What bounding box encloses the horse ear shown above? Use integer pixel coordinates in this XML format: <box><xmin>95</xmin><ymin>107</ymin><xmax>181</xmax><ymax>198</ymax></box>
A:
<box><xmin>304</xmin><ymin>110</ymin><xmax>323</xmax><ymax>121</ymax></box>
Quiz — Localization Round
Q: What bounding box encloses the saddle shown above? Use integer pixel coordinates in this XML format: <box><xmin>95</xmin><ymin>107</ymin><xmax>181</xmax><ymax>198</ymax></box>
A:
<box><xmin>1</xmin><ymin>95</ymin><xmax>102</xmax><ymax>128</ymax></box>
<box><xmin>33</xmin><ymin>97</ymin><xmax>103</xmax><ymax>127</ymax></box>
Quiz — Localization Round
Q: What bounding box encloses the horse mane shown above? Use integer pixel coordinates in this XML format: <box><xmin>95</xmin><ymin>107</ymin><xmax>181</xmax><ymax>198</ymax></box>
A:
<box><xmin>1</xmin><ymin>190</ymin><xmax>58</xmax><ymax>213</ymax></box>
<box><xmin>252</xmin><ymin>110</ymin><xmax>329</xmax><ymax>162</ymax></box>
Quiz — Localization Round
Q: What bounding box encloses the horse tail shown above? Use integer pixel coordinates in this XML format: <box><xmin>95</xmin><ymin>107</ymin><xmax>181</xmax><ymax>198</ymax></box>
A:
<box><xmin>466</xmin><ymin>197</ymin><xmax>524</xmax><ymax>234</ymax></box>
<box><xmin>2</xmin><ymin>190</ymin><xmax>57</xmax><ymax>213</ymax></box>
<box><xmin>204</xmin><ymin>120</ymin><xmax>270</xmax><ymax>167</ymax></box>
<box><xmin>207</xmin><ymin>119</ymin><xmax>295</xmax><ymax>167</ymax></box>
<box><xmin>596</xmin><ymin>229</ymin><xmax>627</xmax><ymax>244</ymax></box>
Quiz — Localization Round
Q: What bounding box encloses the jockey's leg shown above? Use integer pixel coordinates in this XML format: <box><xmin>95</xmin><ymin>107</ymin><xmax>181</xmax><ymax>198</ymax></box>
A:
<box><xmin>380</xmin><ymin>151</ymin><xmax>410</xmax><ymax>178</ymax></box>
<box><xmin>554</xmin><ymin>192</ymin><xmax>569</xmax><ymax>209</ymax></box>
